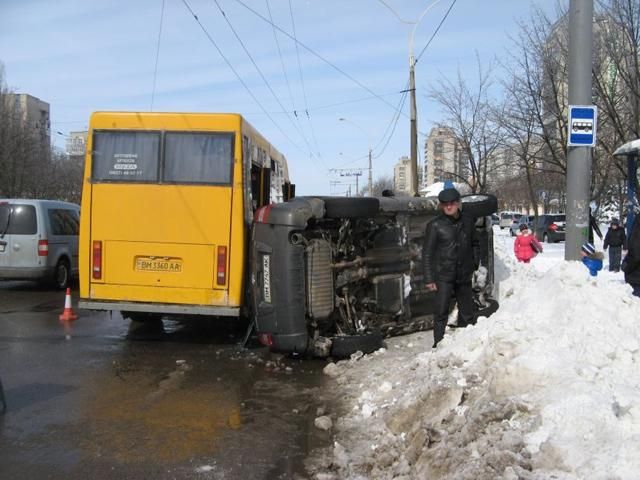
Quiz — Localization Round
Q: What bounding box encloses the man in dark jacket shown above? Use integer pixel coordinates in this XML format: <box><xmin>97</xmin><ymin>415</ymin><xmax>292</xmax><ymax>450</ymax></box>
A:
<box><xmin>623</xmin><ymin>218</ymin><xmax>640</xmax><ymax>297</ymax></box>
<box><xmin>423</xmin><ymin>187</ymin><xmax>479</xmax><ymax>348</ymax></box>
<box><xmin>603</xmin><ymin>218</ymin><xmax>627</xmax><ymax>272</ymax></box>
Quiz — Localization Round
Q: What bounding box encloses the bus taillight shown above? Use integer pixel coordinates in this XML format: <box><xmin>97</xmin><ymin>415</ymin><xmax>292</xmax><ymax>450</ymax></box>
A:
<box><xmin>92</xmin><ymin>241</ymin><xmax>103</xmax><ymax>279</ymax></box>
<box><xmin>38</xmin><ymin>240</ymin><xmax>49</xmax><ymax>256</ymax></box>
<box><xmin>217</xmin><ymin>246</ymin><xmax>227</xmax><ymax>285</ymax></box>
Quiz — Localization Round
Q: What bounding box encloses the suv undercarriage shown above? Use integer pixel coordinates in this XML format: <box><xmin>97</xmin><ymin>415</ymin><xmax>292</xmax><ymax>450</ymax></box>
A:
<box><xmin>251</xmin><ymin>195</ymin><xmax>498</xmax><ymax>357</ymax></box>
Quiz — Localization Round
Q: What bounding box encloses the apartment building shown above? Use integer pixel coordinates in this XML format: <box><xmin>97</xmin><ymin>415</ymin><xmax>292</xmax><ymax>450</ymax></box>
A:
<box><xmin>424</xmin><ymin>126</ymin><xmax>467</xmax><ymax>187</ymax></box>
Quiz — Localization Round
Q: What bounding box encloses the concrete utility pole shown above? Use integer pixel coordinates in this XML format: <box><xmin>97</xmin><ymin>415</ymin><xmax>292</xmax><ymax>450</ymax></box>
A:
<box><xmin>409</xmin><ymin>55</ymin><xmax>419</xmax><ymax>196</ymax></box>
<box><xmin>383</xmin><ymin>0</ymin><xmax>441</xmax><ymax>196</ymax></box>
<box><xmin>565</xmin><ymin>0</ymin><xmax>594</xmax><ymax>261</ymax></box>
<box><xmin>368</xmin><ymin>147</ymin><xmax>373</xmax><ymax>197</ymax></box>
<box><xmin>408</xmin><ymin>1</ymin><xmax>441</xmax><ymax>197</ymax></box>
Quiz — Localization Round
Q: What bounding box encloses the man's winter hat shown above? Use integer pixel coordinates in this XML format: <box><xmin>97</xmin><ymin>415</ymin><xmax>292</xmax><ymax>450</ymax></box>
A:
<box><xmin>581</xmin><ymin>242</ymin><xmax>596</xmax><ymax>255</ymax></box>
<box><xmin>438</xmin><ymin>187</ymin><xmax>461</xmax><ymax>203</ymax></box>
<box><xmin>519</xmin><ymin>223</ymin><xmax>529</xmax><ymax>231</ymax></box>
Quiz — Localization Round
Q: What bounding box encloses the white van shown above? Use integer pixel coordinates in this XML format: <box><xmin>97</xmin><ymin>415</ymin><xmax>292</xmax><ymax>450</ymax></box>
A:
<box><xmin>0</xmin><ymin>199</ymin><xmax>80</xmax><ymax>289</ymax></box>
<box><xmin>499</xmin><ymin>211</ymin><xmax>521</xmax><ymax>230</ymax></box>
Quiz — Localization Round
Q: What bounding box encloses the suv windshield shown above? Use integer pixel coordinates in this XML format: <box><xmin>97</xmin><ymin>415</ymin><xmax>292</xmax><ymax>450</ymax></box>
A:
<box><xmin>0</xmin><ymin>204</ymin><xmax>37</xmax><ymax>235</ymax></box>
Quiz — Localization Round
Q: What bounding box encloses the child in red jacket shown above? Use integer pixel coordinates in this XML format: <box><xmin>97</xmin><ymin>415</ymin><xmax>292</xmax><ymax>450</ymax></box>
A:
<box><xmin>514</xmin><ymin>224</ymin><xmax>543</xmax><ymax>263</ymax></box>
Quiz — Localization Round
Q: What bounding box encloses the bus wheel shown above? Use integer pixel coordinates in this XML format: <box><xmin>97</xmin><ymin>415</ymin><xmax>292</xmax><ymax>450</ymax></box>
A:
<box><xmin>124</xmin><ymin>312</ymin><xmax>164</xmax><ymax>334</ymax></box>
<box><xmin>53</xmin><ymin>259</ymin><xmax>70</xmax><ymax>290</ymax></box>
<box><xmin>330</xmin><ymin>331</ymin><xmax>384</xmax><ymax>359</ymax></box>
<box><xmin>323</xmin><ymin>198</ymin><xmax>380</xmax><ymax>219</ymax></box>
<box><xmin>123</xmin><ymin>311</ymin><xmax>162</xmax><ymax>324</ymax></box>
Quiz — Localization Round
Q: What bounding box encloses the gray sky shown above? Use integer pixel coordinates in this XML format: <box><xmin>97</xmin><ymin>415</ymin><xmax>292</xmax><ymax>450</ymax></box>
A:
<box><xmin>0</xmin><ymin>0</ymin><xmax>561</xmax><ymax>195</ymax></box>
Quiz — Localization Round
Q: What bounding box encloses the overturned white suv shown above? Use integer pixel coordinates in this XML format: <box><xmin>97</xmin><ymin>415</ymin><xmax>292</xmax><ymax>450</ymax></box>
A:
<box><xmin>250</xmin><ymin>194</ymin><xmax>498</xmax><ymax>357</ymax></box>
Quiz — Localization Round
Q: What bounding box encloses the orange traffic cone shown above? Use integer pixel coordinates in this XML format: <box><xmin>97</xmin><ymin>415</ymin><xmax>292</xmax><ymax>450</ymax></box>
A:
<box><xmin>59</xmin><ymin>287</ymin><xmax>78</xmax><ymax>322</ymax></box>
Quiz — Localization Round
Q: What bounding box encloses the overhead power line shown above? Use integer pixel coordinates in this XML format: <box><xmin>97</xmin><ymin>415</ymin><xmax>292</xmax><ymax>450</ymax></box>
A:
<box><xmin>373</xmin><ymin>80</ymin><xmax>409</xmax><ymax>158</ymax></box>
<box><xmin>415</xmin><ymin>0</ymin><xmax>457</xmax><ymax>63</ymax></box>
<box><xmin>180</xmin><ymin>0</ymin><xmax>328</xmax><ymax>177</ymax></box>
<box><xmin>212</xmin><ymin>0</ymin><xmax>329</xmax><ymax>173</ymax></box>
<box><xmin>288</xmin><ymin>0</ymin><xmax>324</xmax><ymax>163</ymax></box>
<box><xmin>265</xmin><ymin>0</ymin><xmax>297</xmax><ymax>114</ymax></box>
<box><xmin>233</xmin><ymin>0</ymin><xmax>407</xmax><ymax>117</ymax></box>
<box><xmin>150</xmin><ymin>0</ymin><xmax>165</xmax><ymax>111</ymax></box>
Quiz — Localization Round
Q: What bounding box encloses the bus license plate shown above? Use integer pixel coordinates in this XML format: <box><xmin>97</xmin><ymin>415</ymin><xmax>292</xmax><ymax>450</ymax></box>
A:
<box><xmin>262</xmin><ymin>254</ymin><xmax>271</xmax><ymax>303</ymax></box>
<box><xmin>135</xmin><ymin>257</ymin><xmax>182</xmax><ymax>273</ymax></box>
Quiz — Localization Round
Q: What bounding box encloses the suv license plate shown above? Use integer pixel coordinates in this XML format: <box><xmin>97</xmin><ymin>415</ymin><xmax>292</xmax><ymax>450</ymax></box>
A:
<box><xmin>135</xmin><ymin>257</ymin><xmax>182</xmax><ymax>273</ymax></box>
<box><xmin>262</xmin><ymin>254</ymin><xmax>271</xmax><ymax>303</ymax></box>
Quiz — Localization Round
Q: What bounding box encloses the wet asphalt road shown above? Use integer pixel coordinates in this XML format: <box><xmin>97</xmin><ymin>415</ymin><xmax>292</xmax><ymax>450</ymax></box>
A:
<box><xmin>0</xmin><ymin>282</ymin><xmax>330</xmax><ymax>479</ymax></box>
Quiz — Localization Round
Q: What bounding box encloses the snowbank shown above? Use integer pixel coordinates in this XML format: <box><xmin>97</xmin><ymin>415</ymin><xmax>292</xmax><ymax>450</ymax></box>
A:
<box><xmin>307</xmin><ymin>231</ymin><xmax>640</xmax><ymax>480</ymax></box>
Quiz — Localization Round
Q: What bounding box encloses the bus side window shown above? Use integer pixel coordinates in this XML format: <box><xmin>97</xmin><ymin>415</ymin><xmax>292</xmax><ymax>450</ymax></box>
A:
<box><xmin>250</xmin><ymin>165</ymin><xmax>260</xmax><ymax>211</ymax></box>
<box><xmin>260</xmin><ymin>167</ymin><xmax>271</xmax><ymax>207</ymax></box>
<box><xmin>250</xmin><ymin>165</ymin><xmax>271</xmax><ymax>210</ymax></box>
<box><xmin>283</xmin><ymin>182</ymin><xmax>295</xmax><ymax>201</ymax></box>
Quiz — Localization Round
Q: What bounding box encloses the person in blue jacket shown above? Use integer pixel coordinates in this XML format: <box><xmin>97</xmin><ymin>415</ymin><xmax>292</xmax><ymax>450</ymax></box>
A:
<box><xmin>580</xmin><ymin>242</ymin><xmax>603</xmax><ymax>277</ymax></box>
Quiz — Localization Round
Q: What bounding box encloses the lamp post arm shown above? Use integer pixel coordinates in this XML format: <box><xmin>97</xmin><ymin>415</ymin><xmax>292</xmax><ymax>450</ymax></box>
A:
<box><xmin>409</xmin><ymin>0</ymin><xmax>442</xmax><ymax>62</ymax></box>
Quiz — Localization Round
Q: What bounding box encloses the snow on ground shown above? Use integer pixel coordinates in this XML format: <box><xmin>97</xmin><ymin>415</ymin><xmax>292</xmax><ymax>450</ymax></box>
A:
<box><xmin>307</xmin><ymin>228</ymin><xmax>640</xmax><ymax>480</ymax></box>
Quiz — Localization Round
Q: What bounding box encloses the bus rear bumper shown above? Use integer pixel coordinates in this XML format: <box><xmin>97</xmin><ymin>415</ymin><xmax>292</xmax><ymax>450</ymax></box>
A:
<box><xmin>78</xmin><ymin>300</ymin><xmax>240</xmax><ymax>317</ymax></box>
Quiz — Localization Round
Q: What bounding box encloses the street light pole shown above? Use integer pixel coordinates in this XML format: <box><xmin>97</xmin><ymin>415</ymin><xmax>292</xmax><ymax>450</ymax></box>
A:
<box><xmin>409</xmin><ymin>1</ymin><xmax>442</xmax><ymax>196</ymax></box>
<box><xmin>339</xmin><ymin>117</ymin><xmax>373</xmax><ymax>196</ymax></box>
<box><xmin>565</xmin><ymin>0</ymin><xmax>593</xmax><ymax>260</ymax></box>
<box><xmin>368</xmin><ymin>146</ymin><xmax>372</xmax><ymax>197</ymax></box>
<box><xmin>409</xmin><ymin>54</ymin><xmax>418</xmax><ymax>196</ymax></box>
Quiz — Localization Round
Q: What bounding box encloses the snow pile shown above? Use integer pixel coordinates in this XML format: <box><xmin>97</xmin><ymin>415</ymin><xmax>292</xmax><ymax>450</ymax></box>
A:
<box><xmin>307</xmin><ymin>233</ymin><xmax>640</xmax><ymax>480</ymax></box>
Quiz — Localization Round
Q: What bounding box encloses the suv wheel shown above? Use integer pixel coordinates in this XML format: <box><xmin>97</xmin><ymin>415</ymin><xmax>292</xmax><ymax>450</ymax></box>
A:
<box><xmin>460</xmin><ymin>194</ymin><xmax>498</xmax><ymax>218</ymax></box>
<box><xmin>53</xmin><ymin>259</ymin><xmax>70</xmax><ymax>290</ymax></box>
<box><xmin>331</xmin><ymin>331</ymin><xmax>384</xmax><ymax>358</ymax></box>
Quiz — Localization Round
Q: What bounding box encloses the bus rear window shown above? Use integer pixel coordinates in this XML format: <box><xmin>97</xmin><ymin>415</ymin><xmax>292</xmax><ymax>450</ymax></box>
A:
<box><xmin>0</xmin><ymin>204</ymin><xmax>37</xmax><ymax>235</ymax></box>
<box><xmin>164</xmin><ymin>132</ymin><xmax>233</xmax><ymax>185</ymax></box>
<box><xmin>92</xmin><ymin>131</ymin><xmax>160</xmax><ymax>182</ymax></box>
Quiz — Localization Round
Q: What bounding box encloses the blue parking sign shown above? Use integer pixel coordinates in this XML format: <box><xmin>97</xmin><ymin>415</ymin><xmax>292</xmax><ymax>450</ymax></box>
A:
<box><xmin>568</xmin><ymin>105</ymin><xmax>597</xmax><ymax>147</ymax></box>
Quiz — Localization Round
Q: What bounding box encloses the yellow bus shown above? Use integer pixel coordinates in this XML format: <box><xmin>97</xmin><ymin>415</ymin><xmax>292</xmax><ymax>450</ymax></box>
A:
<box><xmin>78</xmin><ymin>112</ymin><xmax>294</xmax><ymax>320</ymax></box>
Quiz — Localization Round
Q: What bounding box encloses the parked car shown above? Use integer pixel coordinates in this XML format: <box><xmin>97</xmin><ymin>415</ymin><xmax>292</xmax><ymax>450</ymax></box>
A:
<box><xmin>499</xmin><ymin>211</ymin><xmax>521</xmax><ymax>229</ymax></box>
<box><xmin>0</xmin><ymin>199</ymin><xmax>80</xmax><ymax>288</ymax></box>
<box><xmin>250</xmin><ymin>194</ymin><xmax>499</xmax><ymax>358</ymax></box>
<box><xmin>509</xmin><ymin>215</ymin><xmax>535</xmax><ymax>237</ymax></box>
<box><xmin>534</xmin><ymin>214</ymin><xmax>566</xmax><ymax>243</ymax></box>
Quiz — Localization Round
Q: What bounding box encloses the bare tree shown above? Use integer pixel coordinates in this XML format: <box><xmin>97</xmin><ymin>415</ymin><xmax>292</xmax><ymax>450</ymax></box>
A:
<box><xmin>0</xmin><ymin>64</ymin><xmax>46</xmax><ymax>198</ymax></box>
<box><xmin>593</xmin><ymin>0</ymin><xmax>640</xmax><ymax>209</ymax></box>
<box><xmin>496</xmin><ymin>5</ymin><xmax>572</xmax><ymax>214</ymax></box>
<box><xmin>369</xmin><ymin>175</ymin><xmax>395</xmax><ymax>197</ymax></box>
<box><xmin>0</xmin><ymin>63</ymin><xmax>82</xmax><ymax>203</ymax></box>
<box><xmin>428</xmin><ymin>56</ymin><xmax>506</xmax><ymax>194</ymax></box>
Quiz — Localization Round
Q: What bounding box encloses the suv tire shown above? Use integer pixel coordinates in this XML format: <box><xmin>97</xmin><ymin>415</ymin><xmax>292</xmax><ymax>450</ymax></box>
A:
<box><xmin>461</xmin><ymin>194</ymin><xmax>498</xmax><ymax>218</ymax></box>
<box><xmin>331</xmin><ymin>331</ymin><xmax>384</xmax><ymax>358</ymax></box>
